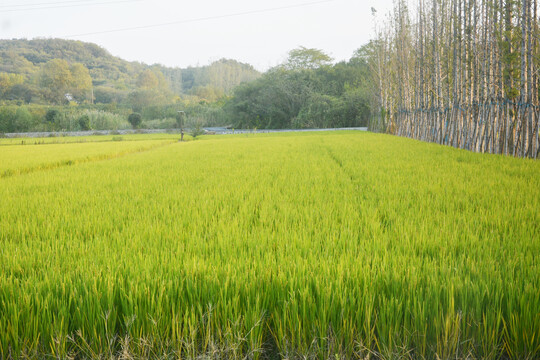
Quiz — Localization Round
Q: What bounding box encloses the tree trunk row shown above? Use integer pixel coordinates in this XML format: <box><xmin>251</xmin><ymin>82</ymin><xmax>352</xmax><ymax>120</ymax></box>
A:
<box><xmin>370</xmin><ymin>0</ymin><xmax>540</xmax><ymax>159</ymax></box>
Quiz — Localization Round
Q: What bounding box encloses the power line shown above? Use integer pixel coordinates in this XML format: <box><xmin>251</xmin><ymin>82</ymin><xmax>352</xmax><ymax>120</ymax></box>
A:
<box><xmin>0</xmin><ymin>0</ymin><xmax>100</xmax><ymax>8</ymax></box>
<box><xmin>0</xmin><ymin>0</ymin><xmax>143</xmax><ymax>13</ymax></box>
<box><xmin>62</xmin><ymin>0</ymin><xmax>335</xmax><ymax>38</ymax></box>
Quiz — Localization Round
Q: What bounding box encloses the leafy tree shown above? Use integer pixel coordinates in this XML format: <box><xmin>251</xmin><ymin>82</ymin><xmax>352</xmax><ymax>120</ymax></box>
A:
<box><xmin>295</xmin><ymin>94</ymin><xmax>340</xmax><ymax>128</ymax></box>
<box><xmin>0</xmin><ymin>51</ymin><xmax>37</xmax><ymax>77</ymax></box>
<box><xmin>137</xmin><ymin>69</ymin><xmax>159</xmax><ymax>89</ymax></box>
<box><xmin>69</xmin><ymin>63</ymin><xmax>92</xmax><ymax>102</ymax></box>
<box><xmin>39</xmin><ymin>59</ymin><xmax>72</xmax><ymax>104</ymax></box>
<box><xmin>128</xmin><ymin>112</ymin><xmax>142</xmax><ymax>128</ymax></box>
<box><xmin>190</xmin><ymin>85</ymin><xmax>224</xmax><ymax>102</ymax></box>
<box><xmin>0</xmin><ymin>72</ymin><xmax>24</xmax><ymax>98</ymax></box>
<box><xmin>7</xmin><ymin>83</ymin><xmax>38</xmax><ymax>103</ymax></box>
<box><xmin>44</xmin><ymin>109</ymin><xmax>62</xmax><ymax>131</ymax></box>
<box><xmin>225</xmin><ymin>52</ymin><xmax>372</xmax><ymax>129</ymax></box>
<box><xmin>226</xmin><ymin>68</ymin><xmax>313</xmax><ymax>129</ymax></box>
<box><xmin>127</xmin><ymin>89</ymin><xmax>169</xmax><ymax>113</ymax></box>
<box><xmin>93</xmin><ymin>86</ymin><xmax>126</xmax><ymax>104</ymax></box>
<box><xmin>283</xmin><ymin>47</ymin><xmax>333</xmax><ymax>70</ymax></box>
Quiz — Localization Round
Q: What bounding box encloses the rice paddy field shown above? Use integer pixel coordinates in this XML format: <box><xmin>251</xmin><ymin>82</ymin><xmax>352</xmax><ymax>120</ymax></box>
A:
<box><xmin>0</xmin><ymin>131</ymin><xmax>538</xmax><ymax>359</ymax></box>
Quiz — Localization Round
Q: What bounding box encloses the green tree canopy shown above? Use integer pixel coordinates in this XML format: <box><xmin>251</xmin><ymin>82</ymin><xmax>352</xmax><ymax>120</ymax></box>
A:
<box><xmin>283</xmin><ymin>46</ymin><xmax>333</xmax><ymax>70</ymax></box>
<box><xmin>0</xmin><ymin>72</ymin><xmax>24</xmax><ymax>98</ymax></box>
<box><xmin>39</xmin><ymin>59</ymin><xmax>72</xmax><ymax>104</ymax></box>
<box><xmin>69</xmin><ymin>63</ymin><xmax>92</xmax><ymax>102</ymax></box>
<box><xmin>137</xmin><ymin>69</ymin><xmax>159</xmax><ymax>89</ymax></box>
<box><xmin>128</xmin><ymin>112</ymin><xmax>142</xmax><ymax>128</ymax></box>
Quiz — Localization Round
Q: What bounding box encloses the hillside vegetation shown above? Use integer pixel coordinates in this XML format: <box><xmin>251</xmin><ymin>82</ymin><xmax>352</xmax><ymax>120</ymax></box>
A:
<box><xmin>0</xmin><ymin>38</ymin><xmax>260</xmax><ymax>103</ymax></box>
<box><xmin>0</xmin><ymin>39</ymin><xmax>373</xmax><ymax>133</ymax></box>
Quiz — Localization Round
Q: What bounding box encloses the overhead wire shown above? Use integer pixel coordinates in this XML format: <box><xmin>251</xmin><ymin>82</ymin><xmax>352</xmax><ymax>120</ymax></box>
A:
<box><xmin>0</xmin><ymin>0</ymin><xmax>107</xmax><ymax>8</ymax></box>
<box><xmin>61</xmin><ymin>0</ymin><xmax>335</xmax><ymax>38</ymax></box>
<box><xmin>0</xmin><ymin>0</ymin><xmax>144</xmax><ymax>13</ymax></box>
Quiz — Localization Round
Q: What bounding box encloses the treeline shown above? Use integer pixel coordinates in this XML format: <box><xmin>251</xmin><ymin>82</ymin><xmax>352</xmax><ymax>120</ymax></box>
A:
<box><xmin>0</xmin><ymin>39</ymin><xmax>259</xmax><ymax>104</ymax></box>
<box><xmin>0</xmin><ymin>39</ymin><xmax>260</xmax><ymax>132</ymax></box>
<box><xmin>0</xmin><ymin>100</ymin><xmax>228</xmax><ymax>133</ymax></box>
<box><xmin>0</xmin><ymin>39</ymin><xmax>374</xmax><ymax>133</ymax></box>
<box><xmin>225</xmin><ymin>46</ymin><xmax>374</xmax><ymax>129</ymax></box>
<box><xmin>370</xmin><ymin>0</ymin><xmax>540</xmax><ymax>158</ymax></box>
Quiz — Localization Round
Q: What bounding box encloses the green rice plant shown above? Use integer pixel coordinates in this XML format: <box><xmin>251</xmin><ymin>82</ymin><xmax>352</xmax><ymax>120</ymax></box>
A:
<box><xmin>0</xmin><ymin>139</ymin><xmax>174</xmax><ymax>178</ymax></box>
<box><xmin>0</xmin><ymin>133</ymin><xmax>184</xmax><ymax>146</ymax></box>
<box><xmin>0</xmin><ymin>131</ymin><xmax>538</xmax><ymax>359</ymax></box>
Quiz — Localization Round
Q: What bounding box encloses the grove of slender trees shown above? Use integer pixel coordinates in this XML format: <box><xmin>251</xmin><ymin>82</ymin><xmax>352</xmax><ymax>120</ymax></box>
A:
<box><xmin>370</xmin><ymin>0</ymin><xmax>540</xmax><ymax>158</ymax></box>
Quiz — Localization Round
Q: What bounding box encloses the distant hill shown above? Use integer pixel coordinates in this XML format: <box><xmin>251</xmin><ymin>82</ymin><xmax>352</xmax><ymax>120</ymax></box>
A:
<box><xmin>0</xmin><ymin>38</ymin><xmax>260</xmax><ymax>103</ymax></box>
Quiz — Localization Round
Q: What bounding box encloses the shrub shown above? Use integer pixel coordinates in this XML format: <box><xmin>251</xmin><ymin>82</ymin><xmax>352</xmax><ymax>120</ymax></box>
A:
<box><xmin>128</xmin><ymin>112</ymin><xmax>142</xmax><ymax>129</ymax></box>
<box><xmin>190</xmin><ymin>123</ymin><xmax>205</xmax><ymax>138</ymax></box>
<box><xmin>78</xmin><ymin>114</ymin><xmax>91</xmax><ymax>131</ymax></box>
<box><xmin>45</xmin><ymin>109</ymin><xmax>60</xmax><ymax>123</ymax></box>
<box><xmin>14</xmin><ymin>107</ymin><xmax>33</xmax><ymax>132</ymax></box>
<box><xmin>144</xmin><ymin>117</ymin><xmax>176</xmax><ymax>129</ymax></box>
<box><xmin>82</xmin><ymin>110</ymin><xmax>129</xmax><ymax>130</ymax></box>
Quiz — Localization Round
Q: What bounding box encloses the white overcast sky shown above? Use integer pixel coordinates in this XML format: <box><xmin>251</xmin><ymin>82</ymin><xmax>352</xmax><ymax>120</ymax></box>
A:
<box><xmin>0</xmin><ymin>0</ymin><xmax>394</xmax><ymax>71</ymax></box>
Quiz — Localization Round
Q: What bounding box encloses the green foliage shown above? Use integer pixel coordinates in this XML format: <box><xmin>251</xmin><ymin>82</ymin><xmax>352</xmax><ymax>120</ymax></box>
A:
<box><xmin>135</xmin><ymin>69</ymin><xmax>169</xmax><ymax>94</ymax></box>
<box><xmin>181</xmin><ymin>58</ymin><xmax>260</xmax><ymax>94</ymax></box>
<box><xmin>283</xmin><ymin>46</ymin><xmax>333</xmax><ymax>70</ymax></box>
<box><xmin>128</xmin><ymin>112</ymin><xmax>142</xmax><ymax>129</ymax></box>
<box><xmin>175</xmin><ymin>111</ymin><xmax>185</xmax><ymax>129</ymax></box>
<box><xmin>189</xmin><ymin>85</ymin><xmax>224</xmax><ymax>101</ymax></box>
<box><xmin>0</xmin><ymin>104</ymin><xmax>131</xmax><ymax>133</ymax></box>
<box><xmin>127</xmin><ymin>89</ymin><xmax>168</xmax><ymax>113</ymax></box>
<box><xmin>226</xmin><ymin>55</ymin><xmax>372</xmax><ymax>129</ymax></box>
<box><xmin>7</xmin><ymin>83</ymin><xmax>39</xmax><ymax>103</ymax></box>
<box><xmin>83</xmin><ymin>110</ymin><xmax>129</xmax><ymax>130</ymax></box>
<box><xmin>294</xmin><ymin>93</ymin><xmax>341</xmax><ymax>128</ymax></box>
<box><xmin>39</xmin><ymin>59</ymin><xmax>72</xmax><ymax>104</ymax></box>
<box><xmin>144</xmin><ymin>118</ymin><xmax>175</xmax><ymax>129</ymax></box>
<box><xmin>45</xmin><ymin>109</ymin><xmax>61</xmax><ymax>123</ymax></box>
<box><xmin>0</xmin><ymin>72</ymin><xmax>24</xmax><ymax>97</ymax></box>
<box><xmin>37</xmin><ymin>60</ymin><xmax>93</xmax><ymax>104</ymax></box>
<box><xmin>0</xmin><ymin>39</ymin><xmax>260</xmax><ymax>109</ymax></box>
<box><xmin>190</xmin><ymin>122</ymin><xmax>204</xmax><ymax>138</ymax></box>
<box><xmin>0</xmin><ymin>132</ymin><xmax>538</xmax><ymax>359</ymax></box>
<box><xmin>0</xmin><ymin>106</ymin><xmax>16</xmax><ymax>132</ymax></box>
<box><xmin>69</xmin><ymin>63</ymin><xmax>92</xmax><ymax>102</ymax></box>
<box><xmin>78</xmin><ymin>114</ymin><xmax>91</xmax><ymax>131</ymax></box>
<box><xmin>14</xmin><ymin>106</ymin><xmax>33</xmax><ymax>131</ymax></box>
<box><xmin>93</xmin><ymin>86</ymin><xmax>126</xmax><ymax>104</ymax></box>
<box><xmin>0</xmin><ymin>104</ymin><xmax>45</xmax><ymax>132</ymax></box>
<box><xmin>0</xmin><ymin>39</ymin><xmax>375</xmax><ymax>132</ymax></box>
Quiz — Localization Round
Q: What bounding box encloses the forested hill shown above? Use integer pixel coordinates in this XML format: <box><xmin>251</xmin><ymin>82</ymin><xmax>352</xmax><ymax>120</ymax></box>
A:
<box><xmin>0</xmin><ymin>40</ymin><xmax>373</xmax><ymax>133</ymax></box>
<box><xmin>0</xmin><ymin>38</ymin><xmax>260</xmax><ymax>103</ymax></box>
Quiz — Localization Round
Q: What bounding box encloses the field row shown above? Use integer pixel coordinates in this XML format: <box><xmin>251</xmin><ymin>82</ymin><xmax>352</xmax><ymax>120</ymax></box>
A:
<box><xmin>0</xmin><ymin>138</ymin><xmax>176</xmax><ymax>178</ymax></box>
<box><xmin>0</xmin><ymin>132</ymin><xmax>538</xmax><ymax>359</ymax></box>
<box><xmin>0</xmin><ymin>133</ymin><xmax>183</xmax><ymax>146</ymax></box>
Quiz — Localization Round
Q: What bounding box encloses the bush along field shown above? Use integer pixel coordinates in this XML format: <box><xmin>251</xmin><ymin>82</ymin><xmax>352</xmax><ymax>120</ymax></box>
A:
<box><xmin>0</xmin><ymin>131</ymin><xmax>538</xmax><ymax>359</ymax></box>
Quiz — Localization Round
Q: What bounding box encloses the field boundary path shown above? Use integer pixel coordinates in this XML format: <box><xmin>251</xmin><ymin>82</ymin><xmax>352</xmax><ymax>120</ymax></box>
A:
<box><xmin>2</xmin><ymin>127</ymin><xmax>368</xmax><ymax>138</ymax></box>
